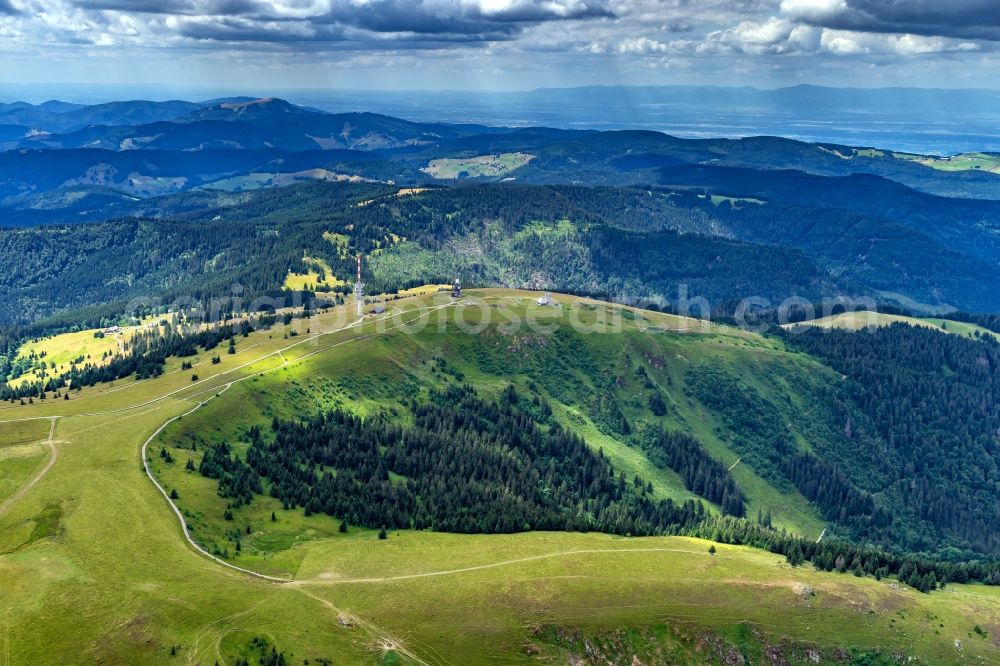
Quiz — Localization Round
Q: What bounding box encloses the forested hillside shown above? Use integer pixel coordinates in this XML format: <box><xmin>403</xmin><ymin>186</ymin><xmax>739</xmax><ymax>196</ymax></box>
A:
<box><xmin>784</xmin><ymin>323</ymin><xmax>1000</xmax><ymax>555</ymax></box>
<box><xmin>5</xmin><ymin>105</ymin><xmax>1000</xmax><ymax>320</ymax></box>
<box><xmin>359</xmin><ymin>185</ymin><xmax>841</xmax><ymax>305</ymax></box>
<box><xmin>0</xmin><ymin>182</ymin><xmax>847</xmax><ymax>327</ymax></box>
<box><xmin>657</xmin><ymin>164</ymin><xmax>1000</xmax><ymax>265</ymax></box>
<box><xmin>215</xmin><ymin>384</ymin><xmax>706</xmax><ymax>535</ymax></box>
<box><xmin>0</xmin><ymin>182</ymin><xmax>387</xmax><ymax>326</ymax></box>
<box><xmin>8</xmin><ymin>176</ymin><xmax>1000</xmax><ymax>335</ymax></box>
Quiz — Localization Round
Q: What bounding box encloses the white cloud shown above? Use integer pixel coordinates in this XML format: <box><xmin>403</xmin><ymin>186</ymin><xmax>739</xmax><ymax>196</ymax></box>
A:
<box><xmin>728</xmin><ymin>17</ymin><xmax>796</xmax><ymax>48</ymax></box>
<box><xmin>815</xmin><ymin>29</ymin><xmax>982</xmax><ymax>56</ymax></box>
<box><xmin>891</xmin><ymin>34</ymin><xmax>978</xmax><ymax>55</ymax></box>
<box><xmin>819</xmin><ymin>30</ymin><xmax>864</xmax><ymax>55</ymax></box>
<box><xmin>788</xmin><ymin>24</ymin><xmax>821</xmax><ymax>51</ymax></box>
<box><xmin>703</xmin><ymin>17</ymin><xmax>816</xmax><ymax>55</ymax></box>
<box><xmin>779</xmin><ymin>0</ymin><xmax>847</xmax><ymax>22</ymax></box>
<box><xmin>616</xmin><ymin>36</ymin><xmax>669</xmax><ymax>54</ymax></box>
<box><xmin>694</xmin><ymin>13</ymin><xmax>986</xmax><ymax>58</ymax></box>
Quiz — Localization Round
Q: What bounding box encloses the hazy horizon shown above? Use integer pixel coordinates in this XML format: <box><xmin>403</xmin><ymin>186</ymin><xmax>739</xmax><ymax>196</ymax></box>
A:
<box><xmin>5</xmin><ymin>83</ymin><xmax>999</xmax><ymax>154</ymax></box>
<box><xmin>6</xmin><ymin>82</ymin><xmax>1000</xmax><ymax>106</ymax></box>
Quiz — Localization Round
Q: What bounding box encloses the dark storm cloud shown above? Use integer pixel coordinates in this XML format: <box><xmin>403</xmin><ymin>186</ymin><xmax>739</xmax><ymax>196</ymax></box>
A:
<box><xmin>468</xmin><ymin>0</ymin><xmax>614</xmax><ymax>23</ymax></box>
<box><xmin>176</xmin><ymin>16</ymin><xmax>521</xmax><ymax>47</ymax></box>
<box><xmin>71</xmin><ymin>0</ymin><xmax>614</xmax><ymax>45</ymax></box>
<box><xmin>72</xmin><ymin>0</ymin><xmax>613</xmax><ymax>30</ymax></box>
<box><xmin>790</xmin><ymin>0</ymin><xmax>1000</xmax><ymax>41</ymax></box>
<box><xmin>75</xmin><ymin>0</ymin><xmax>264</xmax><ymax>14</ymax></box>
<box><xmin>318</xmin><ymin>0</ymin><xmax>613</xmax><ymax>38</ymax></box>
<box><xmin>75</xmin><ymin>0</ymin><xmax>195</xmax><ymax>13</ymax></box>
<box><xmin>178</xmin><ymin>18</ymin><xmax>338</xmax><ymax>42</ymax></box>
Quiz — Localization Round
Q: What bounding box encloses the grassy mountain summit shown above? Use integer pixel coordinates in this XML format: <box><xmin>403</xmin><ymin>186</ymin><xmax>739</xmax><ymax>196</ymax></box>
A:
<box><xmin>139</xmin><ymin>291</ymin><xmax>1000</xmax><ymax>561</ymax></box>
<box><xmin>2</xmin><ymin>290</ymin><xmax>999</xmax><ymax>664</ymax></box>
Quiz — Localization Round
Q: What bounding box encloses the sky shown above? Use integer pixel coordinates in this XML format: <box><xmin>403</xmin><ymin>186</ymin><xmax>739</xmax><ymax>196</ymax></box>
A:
<box><xmin>1</xmin><ymin>0</ymin><xmax>1000</xmax><ymax>95</ymax></box>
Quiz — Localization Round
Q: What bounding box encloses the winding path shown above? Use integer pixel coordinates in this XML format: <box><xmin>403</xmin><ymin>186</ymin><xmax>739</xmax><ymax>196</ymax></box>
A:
<box><xmin>0</xmin><ymin>417</ymin><xmax>58</xmax><ymax>520</ymax></box>
<box><xmin>293</xmin><ymin>546</ymin><xmax>715</xmax><ymax>587</ymax></box>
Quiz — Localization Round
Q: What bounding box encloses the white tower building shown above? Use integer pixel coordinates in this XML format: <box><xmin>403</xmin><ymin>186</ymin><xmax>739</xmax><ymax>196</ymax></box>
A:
<box><xmin>354</xmin><ymin>254</ymin><xmax>364</xmax><ymax>318</ymax></box>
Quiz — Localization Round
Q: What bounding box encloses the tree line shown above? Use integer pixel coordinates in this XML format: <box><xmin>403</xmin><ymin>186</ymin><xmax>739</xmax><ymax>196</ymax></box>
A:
<box><xmin>0</xmin><ymin>312</ymin><xmax>289</xmax><ymax>402</ymax></box>
<box><xmin>654</xmin><ymin>429</ymin><xmax>745</xmax><ymax>517</ymax></box>
<box><xmin>204</xmin><ymin>384</ymin><xmax>708</xmax><ymax>536</ymax></box>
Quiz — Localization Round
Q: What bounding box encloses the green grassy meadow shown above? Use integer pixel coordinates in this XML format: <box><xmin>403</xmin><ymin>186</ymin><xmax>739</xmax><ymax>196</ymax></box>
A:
<box><xmin>1</xmin><ymin>291</ymin><xmax>998</xmax><ymax>664</ymax></box>
<box><xmin>6</xmin><ymin>327</ymin><xmax>134</xmax><ymax>388</ymax></box>
<box><xmin>785</xmin><ymin>310</ymin><xmax>999</xmax><ymax>340</ymax></box>
<box><xmin>420</xmin><ymin>153</ymin><xmax>535</xmax><ymax>179</ymax></box>
<box><xmin>910</xmin><ymin>152</ymin><xmax>1000</xmax><ymax>174</ymax></box>
<box><xmin>0</xmin><ymin>445</ymin><xmax>47</xmax><ymax>505</ymax></box>
<box><xmin>283</xmin><ymin>255</ymin><xmax>349</xmax><ymax>291</ymax></box>
<box><xmin>835</xmin><ymin>147</ymin><xmax>1000</xmax><ymax>175</ymax></box>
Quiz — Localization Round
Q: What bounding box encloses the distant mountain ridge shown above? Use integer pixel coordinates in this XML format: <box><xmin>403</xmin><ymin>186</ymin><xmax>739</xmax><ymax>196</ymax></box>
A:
<box><xmin>3</xmin><ymin>97</ymin><xmax>1000</xmax><ymax>313</ymax></box>
<box><xmin>10</xmin><ymin>84</ymin><xmax>1000</xmax><ymax>152</ymax></box>
<box><xmin>174</xmin><ymin>97</ymin><xmax>316</xmax><ymax>123</ymax></box>
<box><xmin>4</xmin><ymin>98</ymin><xmax>493</xmax><ymax>153</ymax></box>
<box><xmin>0</xmin><ymin>99</ymin><xmax>206</xmax><ymax>132</ymax></box>
<box><xmin>4</xmin><ymin>99</ymin><xmax>1000</xmax><ymax>202</ymax></box>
